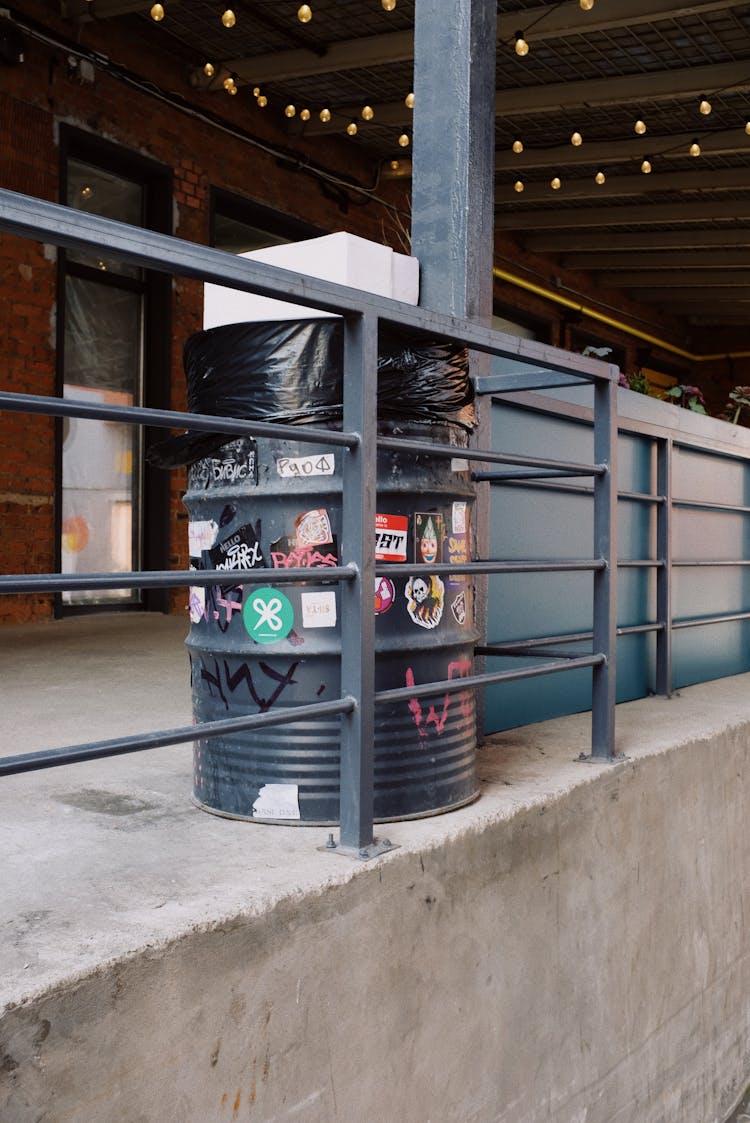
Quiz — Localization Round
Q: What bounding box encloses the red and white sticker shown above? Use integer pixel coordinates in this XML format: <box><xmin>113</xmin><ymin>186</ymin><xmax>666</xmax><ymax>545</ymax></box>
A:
<box><xmin>375</xmin><ymin>513</ymin><xmax>408</xmax><ymax>562</ymax></box>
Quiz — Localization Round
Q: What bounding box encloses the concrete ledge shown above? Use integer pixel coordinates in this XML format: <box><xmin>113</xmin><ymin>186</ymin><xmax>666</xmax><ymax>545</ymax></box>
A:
<box><xmin>2</xmin><ymin>618</ymin><xmax>750</xmax><ymax>1121</ymax></box>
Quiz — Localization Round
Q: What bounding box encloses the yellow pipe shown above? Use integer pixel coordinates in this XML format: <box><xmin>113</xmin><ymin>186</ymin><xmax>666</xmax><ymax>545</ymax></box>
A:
<box><xmin>492</xmin><ymin>265</ymin><xmax>750</xmax><ymax>364</ymax></box>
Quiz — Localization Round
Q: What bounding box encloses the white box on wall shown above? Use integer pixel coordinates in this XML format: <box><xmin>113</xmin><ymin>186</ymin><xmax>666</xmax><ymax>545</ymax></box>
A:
<box><xmin>203</xmin><ymin>231</ymin><xmax>419</xmax><ymax>328</ymax></box>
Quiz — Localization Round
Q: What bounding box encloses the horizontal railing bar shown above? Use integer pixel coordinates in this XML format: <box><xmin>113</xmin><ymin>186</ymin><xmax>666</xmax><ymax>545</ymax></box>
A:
<box><xmin>477</xmin><ymin>619</ymin><xmax>664</xmax><ymax>655</ymax></box>
<box><xmin>672</xmin><ymin>497</ymin><xmax>750</xmax><ymax>514</ymax></box>
<box><xmin>377</xmin><ymin>434</ymin><xmax>607</xmax><ymax>475</ymax></box>
<box><xmin>0</xmin><ymin>696</ymin><xmax>357</xmax><ymax>777</ymax></box>
<box><xmin>481</xmin><ymin>476</ymin><xmax>663</xmax><ymax>506</ymax></box>
<box><xmin>673</xmin><ymin>610</ymin><xmax>750</xmax><ymax>630</ymax></box>
<box><xmin>0</xmin><ymin>189</ymin><xmax>615</xmax><ymax>384</ymax></box>
<box><xmin>375</xmin><ymin>653</ymin><xmax>606</xmax><ymax>704</ymax></box>
<box><xmin>378</xmin><ymin>559</ymin><xmax>606</xmax><ymax>577</ymax></box>
<box><xmin>476</xmin><ymin>645</ymin><xmax>587</xmax><ymax>660</ymax></box>
<box><xmin>672</xmin><ymin>559</ymin><xmax>750</xmax><ymax>567</ymax></box>
<box><xmin>473</xmin><ymin>468</ymin><xmax>596</xmax><ymax>482</ymax></box>
<box><xmin>0</xmin><ymin>565</ymin><xmax>358</xmax><ymax>595</ymax></box>
<box><xmin>0</xmin><ymin>390</ymin><xmax>358</xmax><ymax>449</ymax></box>
<box><xmin>618</xmin><ymin>559</ymin><xmax>664</xmax><ymax>569</ymax></box>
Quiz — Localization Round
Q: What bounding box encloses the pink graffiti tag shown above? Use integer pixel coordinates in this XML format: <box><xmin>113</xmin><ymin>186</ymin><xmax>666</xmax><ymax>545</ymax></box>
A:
<box><xmin>405</xmin><ymin>658</ymin><xmax>473</xmax><ymax>746</ymax></box>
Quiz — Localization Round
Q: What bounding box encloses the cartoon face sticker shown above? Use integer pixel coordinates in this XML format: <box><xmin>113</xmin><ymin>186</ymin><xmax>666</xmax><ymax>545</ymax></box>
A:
<box><xmin>415</xmin><ymin>513</ymin><xmax>445</xmax><ymax>566</ymax></box>
<box><xmin>411</xmin><ymin>577</ymin><xmax>430</xmax><ymax>603</ymax></box>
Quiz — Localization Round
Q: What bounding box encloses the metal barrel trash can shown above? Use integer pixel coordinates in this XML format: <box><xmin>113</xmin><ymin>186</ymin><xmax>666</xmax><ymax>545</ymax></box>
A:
<box><xmin>179</xmin><ymin>318</ymin><xmax>478</xmax><ymax>824</ymax></box>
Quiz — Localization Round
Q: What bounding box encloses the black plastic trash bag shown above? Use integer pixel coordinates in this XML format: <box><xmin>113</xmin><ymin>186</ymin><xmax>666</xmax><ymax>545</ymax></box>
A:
<box><xmin>149</xmin><ymin>317</ymin><xmax>473</xmax><ymax>468</ymax></box>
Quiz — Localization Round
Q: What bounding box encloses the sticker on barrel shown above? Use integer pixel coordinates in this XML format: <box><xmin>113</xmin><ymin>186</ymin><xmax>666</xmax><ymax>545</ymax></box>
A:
<box><xmin>243</xmin><ymin>586</ymin><xmax>294</xmax><ymax>644</ymax></box>
<box><xmin>375</xmin><ymin>513</ymin><xmax>408</xmax><ymax>562</ymax></box>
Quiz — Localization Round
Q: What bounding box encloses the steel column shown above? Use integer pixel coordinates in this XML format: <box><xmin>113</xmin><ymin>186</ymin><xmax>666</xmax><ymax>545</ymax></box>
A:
<box><xmin>655</xmin><ymin>437</ymin><xmax>673</xmax><ymax>696</ymax></box>
<box><xmin>338</xmin><ymin>313</ymin><xmax>379</xmax><ymax>854</ymax></box>
<box><xmin>591</xmin><ymin>372</ymin><xmax>618</xmax><ymax>758</ymax></box>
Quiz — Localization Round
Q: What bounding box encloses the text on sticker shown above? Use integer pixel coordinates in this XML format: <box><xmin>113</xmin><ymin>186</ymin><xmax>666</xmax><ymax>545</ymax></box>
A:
<box><xmin>277</xmin><ymin>454</ymin><xmax>335</xmax><ymax>478</ymax></box>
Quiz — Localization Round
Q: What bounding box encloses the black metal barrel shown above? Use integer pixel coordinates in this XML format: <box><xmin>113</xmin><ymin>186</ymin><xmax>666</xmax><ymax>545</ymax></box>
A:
<box><xmin>181</xmin><ymin>319</ymin><xmax>478</xmax><ymax>824</ymax></box>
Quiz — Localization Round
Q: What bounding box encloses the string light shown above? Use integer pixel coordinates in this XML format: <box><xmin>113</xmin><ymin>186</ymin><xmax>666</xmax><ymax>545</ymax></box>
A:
<box><xmin>346</xmin><ymin>120</ymin><xmax>358</xmax><ymax>136</ymax></box>
<box><xmin>319</xmin><ymin>107</ymin><xmax>331</xmax><ymax>123</ymax></box>
<box><xmin>257</xmin><ymin>94</ymin><xmax>267</xmax><ymax>107</ymax></box>
<box><xmin>222</xmin><ymin>74</ymin><xmax>236</xmax><ymax>92</ymax></box>
<box><xmin>571</xmin><ymin>131</ymin><xmax>582</xmax><ymax>146</ymax></box>
<box><xmin>595</xmin><ymin>170</ymin><xmax>606</xmax><ymax>185</ymax></box>
<box><xmin>221</xmin><ymin>7</ymin><xmax>236</xmax><ymax>27</ymax></box>
<box><xmin>550</xmin><ymin>176</ymin><xmax>561</xmax><ymax>190</ymax></box>
<box><xmin>512</xmin><ymin>138</ymin><xmax>524</xmax><ymax>154</ymax></box>
<box><xmin>228</xmin><ymin>85</ymin><xmax>238</xmax><ymax>96</ymax></box>
<box><xmin>297</xmin><ymin>4</ymin><xmax>312</xmax><ymax>21</ymax></box>
<box><xmin>390</xmin><ymin>160</ymin><xmax>400</xmax><ymax>171</ymax></box>
<box><xmin>150</xmin><ymin>2</ymin><xmax>164</xmax><ymax>20</ymax></box>
<box><xmin>689</xmin><ymin>139</ymin><xmax>701</xmax><ymax>156</ymax></box>
<box><xmin>579</xmin><ymin>0</ymin><xmax>595</xmax><ymax>8</ymax></box>
<box><xmin>634</xmin><ymin>119</ymin><xmax>647</xmax><ymax>135</ymax></box>
<box><xmin>745</xmin><ymin>120</ymin><xmax>750</xmax><ymax>135</ymax></box>
<box><xmin>405</xmin><ymin>92</ymin><xmax>415</xmax><ymax>109</ymax></box>
<box><xmin>381</xmin><ymin>0</ymin><xmax>396</xmax><ymax>10</ymax></box>
<box><xmin>361</xmin><ymin>105</ymin><xmax>374</xmax><ymax>121</ymax></box>
<box><xmin>203</xmin><ymin>62</ymin><xmax>215</xmax><ymax>78</ymax></box>
<box><xmin>699</xmin><ymin>97</ymin><xmax>712</xmax><ymax>115</ymax></box>
<box><xmin>514</xmin><ymin>31</ymin><xmax>529</xmax><ymax>57</ymax></box>
<box><xmin>285</xmin><ymin>104</ymin><xmax>296</xmax><ymax>118</ymax></box>
<box><xmin>80</xmin><ymin>185</ymin><xmax>93</xmax><ymax>199</ymax></box>
<box><xmin>300</xmin><ymin>108</ymin><xmax>311</xmax><ymax>122</ymax></box>
<box><xmin>398</xmin><ymin>132</ymin><xmax>410</xmax><ymax>147</ymax></box>
<box><xmin>514</xmin><ymin>180</ymin><xmax>524</xmax><ymax>193</ymax></box>
<box><xmin>641</xmin><ymin>158</ymin><xmax>652</xmax><ymax>174</ymax></box>
<box><xmin>252</xmin><ymin>86</ymin><xmax>260</xmax><ymax>97</ymax></box>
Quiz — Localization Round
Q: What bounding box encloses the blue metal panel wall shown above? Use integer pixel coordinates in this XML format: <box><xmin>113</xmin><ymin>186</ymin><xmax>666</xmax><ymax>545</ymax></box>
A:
<box><xmin>485</xmin><ymin>390</ymin><xmax>750</xmax><ymax>734</ymax></box>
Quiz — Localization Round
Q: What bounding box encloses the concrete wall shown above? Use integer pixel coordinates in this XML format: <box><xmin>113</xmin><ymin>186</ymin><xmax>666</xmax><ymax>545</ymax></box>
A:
<box><xmin>3</xmin><ymin>673</ymin><xmax>750</xmax><ymax>1122</ymax></box>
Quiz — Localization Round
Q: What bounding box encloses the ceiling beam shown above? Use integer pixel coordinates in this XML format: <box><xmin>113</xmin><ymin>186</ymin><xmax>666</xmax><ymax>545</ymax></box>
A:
<box><xmin>630</xmin><ymin>291</ymin><xmax>750</xmax><ymax>307</ymax></box>
<box><xmin>496</xmin><ymin>166</ymin><xmax>750</xmax><ymax>205</ymax></box>
<box><xmin>495</xmin><ymin>199</ymin><xmax>750</xmax><ymax>230</ymax></box>
<box><xmin>563</xmin><ymin>250</ymin><xmax>750</xmax><ymax>269</ymax></box>
<box><xmin>495</xmin><ymin>131</ymin><xmax>750</xmax><ymax>171</ymax></box>
<box><xmin>597</xmin><ymin>270</ymin><xmax>750</xmax><ymax>287</ymax></box>
<box><xmin>186</xmin><ymin>0</ymin><xmax>747</xmax><ymax>86</ymax></box>
<box><xmin>525</xmin><ymin>228</ymin><xmax>750</xmax><ymax>252</ymax></box>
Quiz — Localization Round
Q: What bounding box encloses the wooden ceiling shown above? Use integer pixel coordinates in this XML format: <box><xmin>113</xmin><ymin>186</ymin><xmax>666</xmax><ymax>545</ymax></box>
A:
<box><xmin>60</xmin><ymin>0</ymin><xmax>750</xmax><ymax>327</ymax></box>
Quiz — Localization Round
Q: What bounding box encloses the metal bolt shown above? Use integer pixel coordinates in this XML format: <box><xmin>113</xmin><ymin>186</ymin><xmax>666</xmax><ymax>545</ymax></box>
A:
<box><xmin>358</xmin><ymin>848</ymin><xmax>369</xmax><ymax>859</ymax></box>
<box><xmin>326</xmin><ymin>832</ymin><xmax>336</xmax><ymax>849</ymax></box>
<box><xmin>381</xmin><ymin>838</ymin><xmax>392</xmax><ymax>848</ymax></box>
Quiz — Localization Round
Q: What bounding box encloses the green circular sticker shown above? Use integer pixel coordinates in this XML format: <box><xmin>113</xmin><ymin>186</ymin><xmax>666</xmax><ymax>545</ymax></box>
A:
<box><xmin>243</xmin><ymin>586</ymin><xmax>294</xmax><ymax>643</ymax></box>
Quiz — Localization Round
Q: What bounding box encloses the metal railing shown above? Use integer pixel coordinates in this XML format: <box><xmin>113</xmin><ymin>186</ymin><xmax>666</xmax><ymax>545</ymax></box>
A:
<box><xmin>0</xmin><ymin>187</ymin><xmax>618</xmax><ymax>857</ymax></box>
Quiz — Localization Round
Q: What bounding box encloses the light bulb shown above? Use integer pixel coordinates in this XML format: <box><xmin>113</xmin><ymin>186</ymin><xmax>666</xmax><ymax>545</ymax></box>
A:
<box><xmin>228</xmin><ymin>85</ymin><xmax>237</xmax><ymax>96</ymax></box>
<box><xmin>746</xmin><ymin>120</ymin><xmax>750</xmax><ymax>135</ymax></box>
<box><xmin>319</xmin><ymin>107</ymin><xmax>331</xmax><ymax>123</ymax></box>
<box><xmin>514</xmin><ymin>32</ymin><xmax>529</xmax><ymax>57</ymax></box>
<box><xmin>203</xmin><ymin>62</ymin><xmax>215</xmax><ymax>78</ymax></box>
<box><xmin>405</xmin><ymin>92</ymin><xmax>415</xmax><ymax>109</ymax></box>
<box><xmin>347</xmin><ymin>120</ymin><xmax>358</xmax><ymax>136</ymax></box>
<box><xmin>641</xmin><ymin>158</ymin><xmax>652</xmax><ymax>174</ymax></box>
<box><xmin>689</xmin><ymin>139</ymin><xmax>701</xmax><ymax>156</ymax></box>
<box><xmin>150</xmin><ymin>2</ymin><xmax>164</xmax><ymax>20</ymax></box>
<box><xmin>579</xmin><ymin>0</ymin><xmax>594</xmax><ymax>8</ymax></box>
<box><xmin>512</xmin><ymin>138</ymin><xmax>524</xmax><ymax>154</ymax></box>
<box><xmin>571</xmin><ymin>131</ymin><xmax>582</xmax><ymax>146</ymax></box>
<box><xmin>634</xmin><ymin>119</ymin><xmax>647</xmax><ymax>135</ymax></box>
<box><xmin>381</xmin><ymin>0</ymin><xmax>396</xmax><ymax>10</ymax></box>
<box><xmin>297</xmin><ymin>4</ymin><xmax>312</xmax><ymax>22</ymax></box>
<box><xmin>80</xmin><ymin>185</ymin><xmax>93</xmax><ymax>199</ymax></box>
<box><xmin>699</xmin><ymin>98</ymin><xmax>712</xmax><ymax>115</ymax></box>
<box><xmin>551</xmin><ymin>176</ymin><xmax>561</xmax><ymax>190</ymax></box>
<box><xmin>390</xmin><ymin>160</ymin><xmax>400</xmax><ymax>171</ymax></box>
<box><xmin>398</xmin><ymin>133</ymin><xmax>410</xmax><ymax>148</ymax></box>
<box><xmin>222</xmin><ymin>75</ymin><xmax>235</xmax><ymax>91</ymax></box>
<box><xmin>221</xmin><ymin>7</ymin><xmax>235</xmax><ymax>27</ymax></box>
<box><xmin>252</xmin><ymin>86</ymin><xmax>260</xmax><ymax>97</ymax></box>
<box><xmin>595</xmin><ymin>170</ymin><xmax>606</xmax><ymax>185</ymax></box>
<box><xmin>257</xmin><ymin>95</ymin><xmax>267</xmax><ymax>107</ymax></box>
<box><xmin>514</xmin><ymin>180</ymin><xmax>524</xmax><ymax>193</ymax></box>
<box><xmin>300</xmin><ymin>108</ymin><xmax>311</xmax><ymax>122</ymax></box>
<box><xmin>361</xmin><ymin>105</ymin><xmax>374</xmax><ymax>121</ymax></box>
<box><xmin>285</xmin><ymin>105</ymin><xmax>296</xmax><ymax>118</ymax></box>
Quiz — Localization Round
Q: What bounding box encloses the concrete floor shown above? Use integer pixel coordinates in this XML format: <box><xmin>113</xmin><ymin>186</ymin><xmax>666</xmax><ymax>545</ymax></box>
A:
<box><xmin>2</xmin><ymin>612</ymin><xmax>750</xmax><ymax>1024</ymax></box>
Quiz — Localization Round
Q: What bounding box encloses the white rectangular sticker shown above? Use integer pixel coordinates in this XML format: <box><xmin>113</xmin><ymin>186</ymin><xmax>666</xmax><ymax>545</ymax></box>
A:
<box><xmin>276</xmin><ymin>454</ymin><xmax>335</xmax><ymax>478</ymax></box>
<box><xmin>252</xmin><ymin>783</ymin><xmax>301</xmax><ymax>821</ymax></box>
<box><xmin>301</xmin><ymin>590</ymin><xmax>337</xmax><ymax>628</ymax></box>
<box><xmin>452</xmin><ymin>501</ymin><xmax>467</xmax><ymax>535</ymax></box>
<box><xmin>188</xmin><ymin>519</ymin><xmax>218</xmax><ymax>553</ymax></box>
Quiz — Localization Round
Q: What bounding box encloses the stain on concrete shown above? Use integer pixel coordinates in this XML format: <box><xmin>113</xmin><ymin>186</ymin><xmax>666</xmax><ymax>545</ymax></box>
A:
<box><xmin>210</xmin><ymin>1040</ymin><xmax>221</xmax><ymax>1067</ymax></box>
<box><xmin>52</xmin><ymin>789</ymin><xmax>159</xmax><ymax>816</ymax></box>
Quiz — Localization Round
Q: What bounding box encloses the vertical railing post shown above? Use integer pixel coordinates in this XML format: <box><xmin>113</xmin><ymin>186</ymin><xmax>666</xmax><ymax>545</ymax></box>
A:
<box><xmin>338</xmin><ymin>311</ymin><xmax>379</xmax><ymax>853</ymax></box>
<box><xmin>655</xmin><ymin>436</ymin><xmax>673</xmax><ymax>696</ymax></box>
<box><xmin>591</xmin><ymin>369</ymin><xmax>618</xmax><ymax>758</ymax></box>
